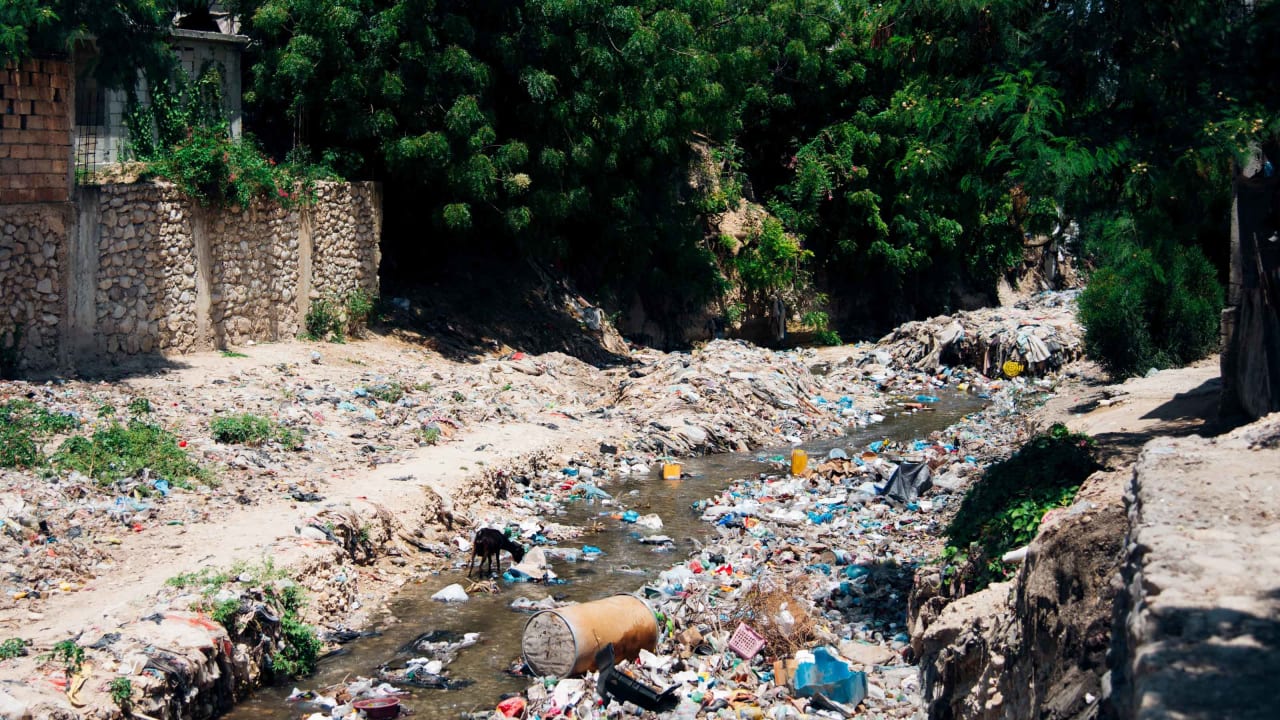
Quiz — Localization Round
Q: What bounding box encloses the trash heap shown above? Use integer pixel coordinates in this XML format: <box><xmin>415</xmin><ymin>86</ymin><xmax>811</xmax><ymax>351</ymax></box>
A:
<box><xmin>0</xmin><ymin>478</ymin><xmax>117</xmax><ymax>605</ymax></box>
<box><xmin>500</xmin><ymin>379</ymin><xmax>1049</xmax><ymax>720</ymax></box>
<box><xmin>874</xmin><ymin>290</ymin><xmax>1083</xmax><ymax>377</ymax></box>
<box><xmin>611</xmin><ymin>340</ymin><xmax>886</xmax><ymax>456</ymax></box>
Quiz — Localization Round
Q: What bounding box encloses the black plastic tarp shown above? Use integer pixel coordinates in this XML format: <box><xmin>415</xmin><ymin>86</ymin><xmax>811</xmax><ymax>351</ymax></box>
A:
<box><xmin>882</xmin><ymin>462</ymin><xmax>932</xmax><ymax>504</ymax></box>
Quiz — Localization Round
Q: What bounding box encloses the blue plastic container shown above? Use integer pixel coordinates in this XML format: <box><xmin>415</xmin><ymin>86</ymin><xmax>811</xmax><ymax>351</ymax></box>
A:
<box><xmin>792</xmin><ymin>647</ymin><xmax>868</xmax><ymax>706</ymax></box>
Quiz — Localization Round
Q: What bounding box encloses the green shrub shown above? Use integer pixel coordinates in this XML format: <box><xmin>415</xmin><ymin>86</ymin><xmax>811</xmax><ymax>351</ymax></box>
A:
<box><xmin>418</xmin><ymin>426</ymin><xmax>442</xmax><ymax>445</ymax></box>
<box><xmin>271</xmin><ymin>613</ymin><xmax>322</xmax><ymax>678</ymax></box>
<box><xmin>209</xmin><ymin>598</ymin><xmax>242</xmax><ymax>628</ymax></box>
<box><xmin>52</xmin><ymin>421</ymin><xmax>205</xmax><ymax>487</ymax></box>
<box><xmin>127</xmin><ymin>397</ymin><xmax>152</xmax><ymax>416</ymax></box>
<box><xmin>149</xmin><ymin>126</ymin><xmax>296</xmax><ymax>208</ymax></box>
<box><xmin>1078</xmin><ymin>243</ymin><xmax>1222</xmax><ymax>378</ymax></box>
<box><xmin>210</xmin><ymin>413</ymin><xmax>300</xmax><ymax>448</ymax></box>
<box><xmin>0</xmin><ymin>638</ymin><xmax>27</xmax><ymax>659</ymax></box>
<box><xmin>345</xmin><ymin>289</ymin><xmax>376</xmax><ymax>336</ymax></box>
<box><xmin>49</xmin><ymin>640</ymin><xmax>84</xmax><ymax>675</ymax></box>
<box><xmin>304</xmin><ymin>297</ymin><xmax>343</xmax><ymax>341</ymax></box>
<box><xmin>108</xmin><ymin>677</ymin><xmax>133</xmax><ymax>710</ymax></box>
<box><xmin>0</xmin><ymin>400</ymin><xmax>80</xmax><ymax>469</ymax></box>
<box><xmin>944</xmin><ymin>423</ymin><xmax>1099</xmax><ymax>590</ymax></box>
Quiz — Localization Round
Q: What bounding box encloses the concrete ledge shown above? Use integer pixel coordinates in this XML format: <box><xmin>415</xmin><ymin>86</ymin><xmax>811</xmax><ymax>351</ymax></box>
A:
<box><xmin>1108</xmin><ymin>414</ymin><xmax>1280</xmax><ymax>719</ymax></box>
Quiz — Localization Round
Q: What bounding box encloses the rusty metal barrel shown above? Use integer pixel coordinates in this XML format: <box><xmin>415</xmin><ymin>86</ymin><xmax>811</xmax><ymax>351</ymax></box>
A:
<box><xmin>521</xmin><ymin>594</ymin><xmax>659</xmax><ymax>677</ymax></box>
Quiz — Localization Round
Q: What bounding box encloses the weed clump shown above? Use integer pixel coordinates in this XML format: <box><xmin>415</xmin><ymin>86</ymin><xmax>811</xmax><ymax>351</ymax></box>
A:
<box><xmin>52</xmin><ymin>420</ymin><xmax>205</xmax><ymax>487</ymax></box>
<box><xmin>0</xmin><ymin>638</ymin><xmax>28</xmax><ymax>659</ymax></box>
<box><xmin>304</xmin><ymin>289</ymin><xmax>379</xmax><ymax>342</ymax></box>
<box><xmin>0</xmin><ymin>400</ymin><xmax>80</xmax><ymax>469</ymax></box>
<box><xmin>210</xmin><ymin>413</ymin><xmax>302</xmax><ymax>448</ymax></box>
<box><xmin>943</xmin><ymin>423</ymin><xmax>1099</xmax><ymax>591</ymax></box>
<box><xmin>367</xmin><ymin>381</ymin><xmax>404</xmax><ymax>404</ymax></box>
<box><xmin>168</xmin><ymin>559</ymin><xmax>320</xmax><ymax>679</ymax></box>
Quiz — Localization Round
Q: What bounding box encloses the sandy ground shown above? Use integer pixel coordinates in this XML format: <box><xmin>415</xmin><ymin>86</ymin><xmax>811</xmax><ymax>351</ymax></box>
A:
<box><xmin>1036</xmin><ymin>356</ymin><xmax>1226</xmax><ymax>464</ymax></box>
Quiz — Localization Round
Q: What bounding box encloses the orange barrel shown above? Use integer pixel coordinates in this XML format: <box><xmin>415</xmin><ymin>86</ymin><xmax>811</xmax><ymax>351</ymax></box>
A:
<box><xmin>790</xmin><ymin>448</ymin><xmax>809</xmax><ymax>475</ymax></box>
<box><xmin>522</xmin><ymin>594</ymin><xmax>659</xmax><ymax>677</ymax></box>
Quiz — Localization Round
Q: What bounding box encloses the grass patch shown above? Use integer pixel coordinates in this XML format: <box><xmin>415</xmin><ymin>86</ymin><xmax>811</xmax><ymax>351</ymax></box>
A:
<box><xmin>52</xmin><ymin>421</ymin><xmax>206</xmax><ymax>488</ymax></box>
<box><xmin>166</xmin><ymin>567</ymin><xmax>233</xmax><ymax>594</ymax></box>
<box><xmin>0</xmin><ymin>400</ymin><xmax>80</xmax><ymax>469</ymax></box>
<box><xmin>210</xmin><ymin>413</ymin><xmax>303</xmax><ymax>448</ymax></box>
<box><xmin>367</xmin><ymin>381</ymin><xmax>404</xmax><ymax>404</ymax></box>
<box><xmin>943</xmin><ymin>423</ymin><xmax>1099</xmax><ymax>591</ymax></box>
<box><xmin>0</xmin><ymin>638</ymin><xmax>27</xmax><ymax>659</ymax></box>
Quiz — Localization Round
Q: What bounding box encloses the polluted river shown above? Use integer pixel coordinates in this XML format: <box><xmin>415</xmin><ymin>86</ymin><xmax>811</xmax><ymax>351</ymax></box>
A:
<box><xmin>227</xmin><ymin>390</ymin><xmax>989</xmax><ymax>720</ymax></box>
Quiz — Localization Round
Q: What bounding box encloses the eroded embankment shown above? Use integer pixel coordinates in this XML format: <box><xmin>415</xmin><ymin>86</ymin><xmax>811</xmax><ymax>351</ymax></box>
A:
<box><xmin>909</xmin><ymin>359</ymin><xmax>1236</xmax><ymax>720</ymax></box>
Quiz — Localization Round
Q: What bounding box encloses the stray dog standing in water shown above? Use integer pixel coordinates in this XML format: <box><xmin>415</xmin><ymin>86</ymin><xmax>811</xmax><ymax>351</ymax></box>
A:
<box><xmin>467</xmin><ymin>527</ymin><xmax>526</xmax><ymax>577</ymax></box>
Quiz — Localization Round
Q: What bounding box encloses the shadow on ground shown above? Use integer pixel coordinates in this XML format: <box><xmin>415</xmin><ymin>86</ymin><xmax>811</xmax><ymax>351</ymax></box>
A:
<box><xmin>376</xmin><ymin>255</ymin><xmax>632</xmax><ymax>368</ymax></box>
<box><xmin>6</xmin><ymin>353</ymin><xmax>195</xmax><ymax>384</ymax></box>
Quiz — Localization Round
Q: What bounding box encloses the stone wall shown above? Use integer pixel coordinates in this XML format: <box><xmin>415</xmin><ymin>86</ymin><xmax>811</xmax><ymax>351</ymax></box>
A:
<box><xmin>310</xmin><ymin>182</ymin><xmax>382</xmax><ymax>301</ymax></box>
<box><xmin>0</xmin><ymin>179</ymin><xmax>380</xmax><ymax>373</ymax></box>
<box><xmin>0</xmin><ymin>58</ymin><xmax>73</xmax><ymax>203</ymax></box>
<box><xmin>205</xmin><ymin>199</ymin><xmax>302</xmax><ymax>349</ymax></box>
<box><xmin>1106</xmin><ymin>418</ymin><xmax>1280</xmax><ymax>720</ymax></box>
<box><xmin>0</xmin><ymin>205</ymin><xmax>70</xmax><ymax>371</ymax></box>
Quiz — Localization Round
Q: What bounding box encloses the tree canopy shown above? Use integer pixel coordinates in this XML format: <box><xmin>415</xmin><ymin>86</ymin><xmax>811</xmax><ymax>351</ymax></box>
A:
<box><xmin>11</xmin><ymin>0</ymin><xmax>1279</xmax><ymax>369</ymax></box>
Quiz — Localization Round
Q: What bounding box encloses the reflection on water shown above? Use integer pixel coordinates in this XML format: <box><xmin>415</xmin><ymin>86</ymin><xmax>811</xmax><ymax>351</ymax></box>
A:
<box><xmin>224</xmin><ymin>392</ymin><xmax>987</xmax><ymax>719</ymax></box>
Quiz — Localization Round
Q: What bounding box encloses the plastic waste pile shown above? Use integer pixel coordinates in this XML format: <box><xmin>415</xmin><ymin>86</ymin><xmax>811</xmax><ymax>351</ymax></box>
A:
<box><xmin>874</xmin><ymin>290</ymin><xmax>1083</xmax><ymax>377</ymax></box>
<box><xmin>482</xmin><ymin>370</ymin><xmax>1051</xmax><ymax>720</ymax></box>
<box><xmin>286</xmin><ymin>676</ymin><xmax>410</xmax><ymax>719</ymax></box>
<box><xmin>613</xmin><ymin>340</ymin><xmax>886</xmax><ymax>455</ymax></box>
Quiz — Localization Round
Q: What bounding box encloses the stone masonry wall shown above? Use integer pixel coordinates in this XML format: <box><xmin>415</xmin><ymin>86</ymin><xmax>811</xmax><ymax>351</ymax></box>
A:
<box><xmin>207</xmin><ymin>202</ymin><xmax>301</xmax><ymax>348</ymax></box>
<box><xmin>0</xmin><ymin>179</ymin><xmax>380</xmax><ymax>372</ymax></box>
<box><xmin>0</xmin><ymin>58</ymin><xmax>72</xmax><ymax>204</ymax></box>
<box><xmin>94</xmin><ymin>184</ymin><xmax>197</xmax><ymax>355</ymax></box>
<box><xmin>0</xmin><ymin>205</ymin><xmax>70</xmax><ymax>370</ymax></box>
<box><xmin>311</xmin><ymin>182</ymin><xmax>382</xmax><ymax>300</ymax></box>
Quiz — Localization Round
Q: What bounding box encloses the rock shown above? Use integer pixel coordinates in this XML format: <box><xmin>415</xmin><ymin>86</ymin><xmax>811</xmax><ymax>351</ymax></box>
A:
<box><xmin>431</xmin><ymin>584</ymin><xmax>469</xmax><ymax>603</ymax></box>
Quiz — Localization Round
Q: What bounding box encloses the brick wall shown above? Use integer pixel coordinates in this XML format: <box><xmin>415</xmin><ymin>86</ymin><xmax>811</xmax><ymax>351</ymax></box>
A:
<box><xmin>0</xmin><ymin>58</ymin><xmax>73</xmax><ymax>204</ymax></box>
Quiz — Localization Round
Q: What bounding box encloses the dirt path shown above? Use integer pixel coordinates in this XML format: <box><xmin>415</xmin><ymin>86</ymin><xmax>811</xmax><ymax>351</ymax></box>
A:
<box><xmin>1036</xmin><ymin>356</ymin><xmax>1225</xmax><ymax>463</ymax></box>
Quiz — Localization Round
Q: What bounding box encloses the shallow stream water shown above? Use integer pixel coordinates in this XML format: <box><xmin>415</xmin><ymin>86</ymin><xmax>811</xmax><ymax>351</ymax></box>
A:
<box><xmin>225</xmin><ymin>391</ymin><xmax>987</xmax><ymax>719</ymax></box>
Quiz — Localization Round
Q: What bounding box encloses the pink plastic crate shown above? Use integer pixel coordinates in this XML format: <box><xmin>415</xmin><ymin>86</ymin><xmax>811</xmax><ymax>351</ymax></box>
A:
<box><xmin>728</xmin><ymin>622</ymin><xmax>766</xmax><ymax>659</ymax></box>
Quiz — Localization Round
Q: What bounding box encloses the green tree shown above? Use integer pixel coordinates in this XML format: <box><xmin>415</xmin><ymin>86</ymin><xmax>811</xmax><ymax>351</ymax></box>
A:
<box><xmin>1</xmin><ymin>0</ymin><xmax>175</xmax><ymax>89</ymax></box>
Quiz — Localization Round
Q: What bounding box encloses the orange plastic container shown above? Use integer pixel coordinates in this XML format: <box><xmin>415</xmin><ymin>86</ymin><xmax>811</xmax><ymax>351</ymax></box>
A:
<box><xmin>790</xmin><ymin>449</ymin><xmax>809</xmax><ymax>475</ymax></box>
<box><xmin>662</xmin><ymin>463</ymin><xmax>682</xmax><ymax>480</ymax></box>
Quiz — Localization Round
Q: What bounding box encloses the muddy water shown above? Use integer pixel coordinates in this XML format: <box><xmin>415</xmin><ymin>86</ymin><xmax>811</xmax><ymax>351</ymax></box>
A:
<box><xmin>225</xmin><ymin>392</ymin><xmax>987</xmax><ymax>719</ymax></box>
